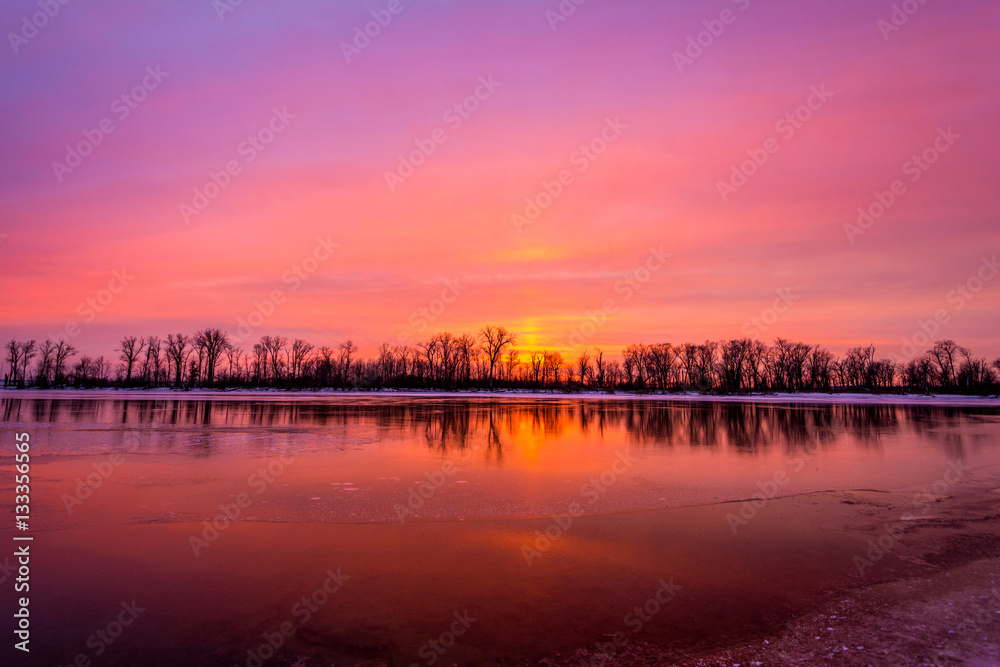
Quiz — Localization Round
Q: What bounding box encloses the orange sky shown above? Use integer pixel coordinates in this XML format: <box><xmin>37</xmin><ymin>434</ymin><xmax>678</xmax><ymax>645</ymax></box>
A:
<box><xmin>1</xmin><ymin>0</ymin><xmax>998</xmax><ymax>362</ymax></box>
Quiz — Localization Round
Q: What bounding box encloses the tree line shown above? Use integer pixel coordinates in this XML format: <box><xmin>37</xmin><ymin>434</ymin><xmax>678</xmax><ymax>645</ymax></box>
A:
<box><xmin>3</xmin><ymin>327</ymin><xmax>999</xmax><ymax>394</ymax></box>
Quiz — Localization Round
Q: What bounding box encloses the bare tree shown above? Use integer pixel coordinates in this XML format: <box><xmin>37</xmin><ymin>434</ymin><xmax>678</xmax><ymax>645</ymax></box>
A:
<box><xmin>957</xmin><ymin>356</ymin><xmax>993</xmax><ymax>389</ymax></box>
<box><xmin>7</xmin><ymin>325</ymin><xmax>997</xmax><ymax>394</ymax></box>
<box><xmin>225</xmin><ymin>345</ymin><xmax>245</xmax><ymax>384</ymax></box>
<box><xmin>316</xmin><ymin>346</ymin><xmax>334</xmax><ymax>385</ymax></box>
<box><xmin>930</xmin><ymin>340</ymin><xmax>965</xmax><ymax>388</ymax></box>
<box><xmin>457</xmin><ymin>333</ymin><xmax>479</xmax><ymax>386</ymax></box>
<box><xmin>434</xmin><ymin>333</ymin><xmax>459</xmax><ymax>387</ymax></box>
<box><xmin>141</xmin><ymin>336</ymin><xmax>162</xmax><ymax>386</ymax></box>
<box><xmin>289</xmin><ymin>339</ymin><xmax>314</xmax><ymax>380</ymax></box>
<box><xmin>36</xmin><ymin>340</ymin><xmax>55</xmax><ymax>386</ymax></box>
<box><xmin>194</xmin><ymin>328</ymin><xmax>230</xmax><ymax>387</ymax></box>
<box><xmin>646</xmin><ymin>343</ymin><xmax>674</xmax><ymax>390</ymax></box>
<box><xmin>576</xmin><ymin>349</ymin><xmax>592</xmax><ymax>387</ymax></box>
<box><xmin>260</xmin><ymin>335</ymin><xmax>287</xmax><ymax>383</ymax></box>
<box><xmin>418</xmin><ymin>338</ymin><xmax>440</xmax><ymax>385</ymax></box>
<box><xmin>165</xmin><ymin>334</ymin><xmax>192</xmax><ymax>388</ymax></box>
<box><xmin>695</xmin><ymin>341</ymin><xmax>718</xmax><ymax>390</ymax></box>
<box><xmin>678</xmin><ymin>344</ymin><xmax>700</xmax><ymax>388</ymax></box>
<box><xmin>94</xmin><ymin>356</ymin><xmax>113</xmax><ymax>383</ymax></box>
<box><xmin>251</xmin><ymin>342</ymin><xmax>268</xmax><ymax>384</ymax></box>
<box><xmin>529</xmin><ymin>351</ymin><xmax>544</xmax><ymax>386</ymax></box>
<box><xmin>592</xmin><ymin>348</ymin><xmax>606</xmax><ymax>388</ymax></box>
<box><xmin>480</xmin><ymin>325</ymin><xmax>516</xmax><ymax>389</ymax></box>
<box><xmin>744</xmin><ymin>339</ymin><xmax>768</xmax><ymax>390</ymax></box>
<box><xmin>605</xmin><ymin>360</ymin><xmax>622</xmax><ymax>387</ymax></box>
<box><xmin>901</xmin><ymin>354</ymin><xmax>935</xmax><ymax>391</ymax></box>
<box><xmin>53</xmin><ymin>341</ymin><xmax>77</xmax><ymax>386</ymax></box>
<box><xmin>720</xmin><ymin>339</ymin><xmax>749</xmax><ymax>390</ymax></box>
<box><xmin>394</xmin><ymin>345</ymin><xmax>412</xmax><ymax>382</ymax></box>
<box><xmin>375</xmin><ymin>343</ymin><xmax>396</xmax><ymax>385</ymax></box>
<box><xmin>117</xmin><ymin>336</ymin><xmax>145</xmax><ymax>384</ymax></box>
<box><xmin>504</xmin><ymin>348</ymin><xmax>520</xmax><ymax>383</ymax></box>
<box><xmin>841</xmin><ymin>344</ymin><xmax>876</xmax><ymax>388</ymax></box>
<box><xmin>542</xmin><ymin>351</ymin><xmax>563</xmax><ymax>386</ymax></box>
<box><xmin>338</xmin><ymin>340</ymin><xmax>357</xmax><ymax>384</ymax></box>
<box><xmin>806</xmin><ymin>346</ymin><xmax>834</xmax><ymax>390</ymax></box>
<box><xmin>5</xmin><ymin>339</ymin><xmax>23</xmax><ymax>386</ymax></box>
<box><xmin>19</xmin><ymin>340</ymin><xmax>36</xmax><ymax>387</ymax></box>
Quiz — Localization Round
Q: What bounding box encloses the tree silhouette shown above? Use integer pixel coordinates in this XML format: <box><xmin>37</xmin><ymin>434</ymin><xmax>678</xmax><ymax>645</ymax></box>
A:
<box><xmin>194</xmin><ymin>328</ymin><xmax>231</xmax><ymax>387</ymax></box>
<box><xmin>480</xmin><ymin>325</ymin><xmax>516</xmax><ymax>389</ymax></box>
<box><xmin>166</xmin><ymin>334</ymin><xmax>192</xmax><ymax>388</ymax></box>
<box><xmin>52</xmin><ymin>341</ymin><xmax>77</xmax><ymax>387</ymax></box>
<box><xmin>117</xmin><ymin>336</ymin><xmax>145</xmax><ymax>384</ymax></box>
<box><xmin>2</xmin><ymin>327</ymin><xmax>998</xmax><ymax>394</ymax></box>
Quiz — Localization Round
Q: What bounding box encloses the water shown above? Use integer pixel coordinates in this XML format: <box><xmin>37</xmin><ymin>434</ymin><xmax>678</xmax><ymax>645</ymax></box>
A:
<box><xmin>2</xmin><ymin>393</ymin><xmax>999</xmax><ymax>665</ymax></box>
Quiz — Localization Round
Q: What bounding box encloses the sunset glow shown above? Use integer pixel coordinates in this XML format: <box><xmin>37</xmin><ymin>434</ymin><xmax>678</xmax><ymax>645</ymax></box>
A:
<box><xmin>2</xmin><ymin>0</ymin><xmax>998</xmax><ymax>360</ymax></box>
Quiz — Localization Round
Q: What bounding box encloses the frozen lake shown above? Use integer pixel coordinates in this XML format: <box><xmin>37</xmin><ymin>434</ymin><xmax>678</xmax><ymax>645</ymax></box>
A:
<box><xmin>2</xmin><ymin>393</ymin><xmax>999</xmax><ymax>665</ymax></box>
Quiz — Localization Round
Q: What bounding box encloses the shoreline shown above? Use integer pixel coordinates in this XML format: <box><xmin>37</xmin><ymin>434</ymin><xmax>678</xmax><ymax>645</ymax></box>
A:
<box><xmin>545</xmin><ymin>556</ymin><xmax>1000</xmax><ymax>666</ymax></box>
<box><xmin>538</xmin><ymin>482</ymin><xmax>1000</xmax><ymax>666</ymax></box>
<box><xmin>3</xmin><ymin>387</ymin><xmax>1000</xmax><ymax>407</ymax></box>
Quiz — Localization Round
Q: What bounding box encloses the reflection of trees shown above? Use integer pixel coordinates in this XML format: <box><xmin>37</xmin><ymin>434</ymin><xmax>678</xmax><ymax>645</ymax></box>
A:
<box><xmin>485</xmin><ymin>407</ymin><xmax>503</xmax><ymax>466</ymax></box>
<box><xmin>421</xmin><ymin>404</ymin><xmax>473</xmax><ymax>455</ymax></box>
<box><xmin>721</xmin><ymin>404</ymin><xmax>769</xmax><ymax>452</ymax></box>
<box><xmin>838</xmin><ymin>405</ymin><xmax>900</xmax><ymax>448</ymax></box>
<box><xmin>1</xmin><ymin>396</ymin><xmax>996</xmax><ymax>460</ymax></box>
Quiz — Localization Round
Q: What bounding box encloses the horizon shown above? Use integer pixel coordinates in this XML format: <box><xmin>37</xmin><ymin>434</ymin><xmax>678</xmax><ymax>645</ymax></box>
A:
<box><xmin>2</xmin><ymin>0</ymin><xmax>999</xmax><ymax>363</ymax></box>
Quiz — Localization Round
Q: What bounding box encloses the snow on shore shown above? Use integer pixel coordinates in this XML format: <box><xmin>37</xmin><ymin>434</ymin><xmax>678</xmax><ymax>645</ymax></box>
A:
<box><xmin>2</xmin><ymin>387</ymin><xmax>999</xmax><ymax>407</ymax></box>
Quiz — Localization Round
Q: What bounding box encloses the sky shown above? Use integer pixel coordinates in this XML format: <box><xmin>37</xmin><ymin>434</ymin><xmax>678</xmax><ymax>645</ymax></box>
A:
<box><xmin>1</xmin><ymin>0</ymin><xmax>998</xmax><ymax>363</ymax></box>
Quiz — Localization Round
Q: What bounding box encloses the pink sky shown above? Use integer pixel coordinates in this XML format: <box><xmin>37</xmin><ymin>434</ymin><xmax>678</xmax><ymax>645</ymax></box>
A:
<box><xmin>1</xmin><ymin>0</ymin><xmax>998</xmax><ymax>362</ymax></box>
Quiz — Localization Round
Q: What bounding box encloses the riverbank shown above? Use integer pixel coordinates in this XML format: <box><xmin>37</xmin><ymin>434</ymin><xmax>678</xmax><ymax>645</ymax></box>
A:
<box><xmin>539</xmin><ymin>478</ymin><xmax>1000</xmax><ymax>666</ymax></box>
<box><xmin>3</xmin><ymin>387</ymin><xmax>1000</xmax><ymax>407</ymax></box>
